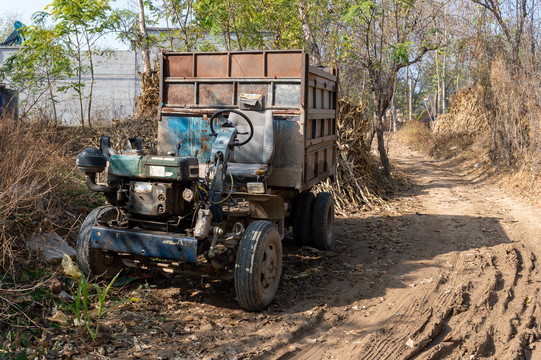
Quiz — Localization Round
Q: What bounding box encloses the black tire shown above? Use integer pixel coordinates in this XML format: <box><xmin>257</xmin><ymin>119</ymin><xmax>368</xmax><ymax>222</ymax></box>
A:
<box><xmin>77</xmin><ymin>206</ymin><xmax>124</xmax><ymax>279</ymax></box>
<box><xmin>311</xmin><ymin>192</ymin><xmax>335</xmax><ymax>250</ymax></box>
<box><xmin>235</xmin><ymin>221</ymin><xmax>282</xmax><ymax>311</ymax></box>
<box><xmin>292</xmin><ymin>191</ymin><xmax>315</xmax><ymax>246</ymax></box>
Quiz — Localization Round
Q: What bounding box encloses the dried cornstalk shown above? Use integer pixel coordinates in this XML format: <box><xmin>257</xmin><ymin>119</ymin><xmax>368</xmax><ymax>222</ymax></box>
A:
<box><xmin>315</xmin><ymin>99</ymin><xmax>385</xmax><ymax>214</ymax></box>
<box><xmin>435</xmin><ymin>85</ymin><xmax>491</xmax><ymax>136</ymax></box>
<box><xmin>135</xmin><ymin>60</ymin><xmax>160</xmax><ymax>119</ymax></box>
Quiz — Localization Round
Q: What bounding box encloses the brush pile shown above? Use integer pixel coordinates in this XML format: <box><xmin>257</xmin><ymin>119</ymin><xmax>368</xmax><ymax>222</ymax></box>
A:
<box><xmin>315</xmin><ymin>99</ymin><xmax>385</xmax><ymax>214</ymax></box>
<box><xmin>76</xmin><ymin>64</ymin><xmax>161</xmax><ymax>155</ymax></box>
<box><xmin>78</xmin><ymin>116</ymin><xmax>158</xmax><ymax>155</ymax></box>
<box><xmin>435</xmin><ymin>84</ymin><xmax>491</xmax><ymax>136</ymax></box>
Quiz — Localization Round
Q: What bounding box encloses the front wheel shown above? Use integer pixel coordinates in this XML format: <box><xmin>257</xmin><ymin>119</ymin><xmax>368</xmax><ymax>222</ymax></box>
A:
<box><xmin>235</xmin><ymin>221</ymin><xmax>282</xmax><ymax>311</ymax></box>
<box><xmin>77</xmin><ymin>206</ymin><xmax>124</xmax><ymax>279</ymax></box>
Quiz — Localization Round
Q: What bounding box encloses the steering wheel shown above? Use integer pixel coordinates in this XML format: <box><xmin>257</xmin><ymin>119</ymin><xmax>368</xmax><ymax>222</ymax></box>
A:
<box><xmin>209</xmin><ymin>109</ymin><xmax>254</xmax><ymax>147</ymax></box>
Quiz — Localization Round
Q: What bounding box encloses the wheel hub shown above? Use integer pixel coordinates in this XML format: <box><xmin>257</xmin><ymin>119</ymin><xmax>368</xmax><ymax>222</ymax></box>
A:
<box><xmin>261</xmin><ymin>244</ymin><xmax>277</xmax><ymax>291</ymax></box>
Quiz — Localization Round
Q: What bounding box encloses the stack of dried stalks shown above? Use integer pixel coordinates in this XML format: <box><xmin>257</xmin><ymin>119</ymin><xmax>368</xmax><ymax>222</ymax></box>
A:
<box><xmin>435</xmin><ymin>84</ymin><xmax>491</xmax><ymax>136</ymax></box>
<box><xmin>315</xmin><ymin>99</ymin><xmax>385</xmax><ymax>213</ymax></box>
<box><xmin>135</xmin><ymin>63</ymin><xmax>160</xmax><ymax>119</ymax></box>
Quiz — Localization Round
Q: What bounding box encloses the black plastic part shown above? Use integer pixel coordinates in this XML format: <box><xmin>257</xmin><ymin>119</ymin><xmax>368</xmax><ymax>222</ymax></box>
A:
<box><xmin>100</xmin><ymin>136</ymin><xmax>112</xmax><ymax>160</ymax></box>
<box><xmin>76</xmin><ymin>147</ymin><xmax>107</xmax><ymax>173</ymax></box>
<box><xmin>209</xmin><ymin>109</ymin><xmax>254</xmax><ymax>146</ymax></box>
<box><xmin>124</xmin><ymin>138</ymin><xmax>144</xmax><ymax>155</ymax></box>
<box><xmin>127</xmin><ymin>138</ymin><xmax>143</xmax><ymax>151</ymax></box>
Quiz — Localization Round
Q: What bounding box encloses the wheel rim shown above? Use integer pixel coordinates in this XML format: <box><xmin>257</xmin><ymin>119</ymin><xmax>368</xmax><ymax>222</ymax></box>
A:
<box><xmin>260</xmin><ymin>243</ymin><xmax>278</xmax><ymax>293</ymax></box>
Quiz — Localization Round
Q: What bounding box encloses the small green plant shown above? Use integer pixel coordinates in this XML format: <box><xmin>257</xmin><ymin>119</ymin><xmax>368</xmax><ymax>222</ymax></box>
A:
<box><xmin>61</xmin><ymin>255</ymin><xmax>136</xmax><ymax>340</ymax></box>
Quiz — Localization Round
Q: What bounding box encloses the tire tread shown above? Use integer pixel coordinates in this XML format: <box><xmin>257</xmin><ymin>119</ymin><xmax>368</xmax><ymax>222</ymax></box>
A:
<box><xmin>311</xmin><ymin>192</ymin><xmax>334</xmax><ymax>250</ymax></box>
<box><xmin>235</xmin><ymin>220</ymin><xmax>282</xmax><ymax>311</ymax></box>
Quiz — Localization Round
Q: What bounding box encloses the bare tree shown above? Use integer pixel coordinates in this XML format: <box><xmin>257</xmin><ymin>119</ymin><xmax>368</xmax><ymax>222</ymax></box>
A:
<box><xmin>137</xmin><ymin>0</ymin><xmax>151</xmax><ymax>74</ymax></box>
<box><xmin>297</xmin><ymin>0</ymin><xmax>322</xmax><ymax>65</ymax></box>
<box><xmin>340</xmin><ymin>0</ymin><xmax>448</xmax><ymax>175</ymax></box>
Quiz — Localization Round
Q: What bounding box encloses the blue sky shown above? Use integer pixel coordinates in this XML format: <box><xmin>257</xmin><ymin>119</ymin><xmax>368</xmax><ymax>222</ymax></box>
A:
<box><xmin>0</xmin><ymin>0</ymin><xmax>51</xmax><ymax>24</ymax></box>
<box><xmin>1</xmin><ymin>0</ymin><xmax>136</xmax><ymax>49</ymax></box>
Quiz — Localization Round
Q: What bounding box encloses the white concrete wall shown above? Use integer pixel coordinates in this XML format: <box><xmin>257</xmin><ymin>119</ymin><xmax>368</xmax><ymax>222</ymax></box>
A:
<box><xmin>0</xmin><ymin>46</ymin><xmax>18</xmax><ymax>64</ymax></box>
<box><xmin>0</xmin><ymin>47</ymin><xmax>142</xmax><ymax>125</ymax></box>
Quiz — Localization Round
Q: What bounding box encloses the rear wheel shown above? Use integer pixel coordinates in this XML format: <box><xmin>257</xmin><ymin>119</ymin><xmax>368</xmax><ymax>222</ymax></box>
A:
<box><xmin>292</xmin><ymin>191</ymin><xmax>315</xmax><ymax>246</ymax></box>
<box><xmin>235</xmin><ymin>221</ymin><xmax>282</xmax><ymax>311</ymax></box>
<box><xmin>77</xmin><ymin>206</ymin><xmax>124</xmax><ymax>279</ymax></box>
<box><xmin>311</xmin><ymin>192</ymin><xmax>334</xmax><ymax>250</ymax></box>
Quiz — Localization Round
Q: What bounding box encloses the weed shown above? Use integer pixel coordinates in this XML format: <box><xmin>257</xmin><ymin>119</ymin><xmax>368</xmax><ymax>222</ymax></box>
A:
<box><xmin>61</xmin><ymin>255</ymin><xmax>136</xmax><ymax>340</ymax></box>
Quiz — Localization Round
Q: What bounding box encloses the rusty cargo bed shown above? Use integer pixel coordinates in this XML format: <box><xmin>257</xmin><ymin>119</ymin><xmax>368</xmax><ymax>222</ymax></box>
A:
<box><xmin>157</xmin><ymin>50</ymin><xmax>338</xmax><ymax>191</ymax></box>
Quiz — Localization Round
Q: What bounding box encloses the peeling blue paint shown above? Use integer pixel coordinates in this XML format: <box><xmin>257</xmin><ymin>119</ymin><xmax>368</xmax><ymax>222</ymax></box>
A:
<box><xmin>161</xmin><ymin>115</ymin><xmax>213</xmax><ymax>163</ymax></box>
<box><xmin>91</xmin><ymin>226</ymin><xmax>198</xmax><ymax>263</ymax></box>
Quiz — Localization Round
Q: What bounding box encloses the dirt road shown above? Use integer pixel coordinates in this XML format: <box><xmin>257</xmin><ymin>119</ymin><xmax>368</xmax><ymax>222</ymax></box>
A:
<box><xmin>92</xmin><ymin>143</ymin><xmax>541</xmax><ymax>360</ymax></box>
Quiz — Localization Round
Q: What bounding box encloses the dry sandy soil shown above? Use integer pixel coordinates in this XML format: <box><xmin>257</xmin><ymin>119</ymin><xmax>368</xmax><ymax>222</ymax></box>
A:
<box><xmin>68</xmin><ymin>141</ymin><xmax>541</xmax><ymax>360</ymax></box>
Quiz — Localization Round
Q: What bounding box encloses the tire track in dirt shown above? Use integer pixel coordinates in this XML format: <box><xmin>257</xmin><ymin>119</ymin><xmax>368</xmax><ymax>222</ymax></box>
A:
<box><xmin>273</xmin><ymin>145</ymin><xmax>541</xmax><ymax>360</ymax></box>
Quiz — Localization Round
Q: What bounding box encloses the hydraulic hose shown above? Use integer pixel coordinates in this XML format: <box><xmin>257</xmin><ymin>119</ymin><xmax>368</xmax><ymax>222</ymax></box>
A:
<box><xmin>85</xmin><ymin>173</ymin><xmax>117</xmax><ymax>193</ymax></box>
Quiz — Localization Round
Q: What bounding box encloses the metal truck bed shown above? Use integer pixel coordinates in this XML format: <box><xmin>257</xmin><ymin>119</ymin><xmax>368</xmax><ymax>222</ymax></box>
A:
<box><xmin>158</xmin><ymin>50</ymin><xmax>338</xmax><ymax>191</ymax></box>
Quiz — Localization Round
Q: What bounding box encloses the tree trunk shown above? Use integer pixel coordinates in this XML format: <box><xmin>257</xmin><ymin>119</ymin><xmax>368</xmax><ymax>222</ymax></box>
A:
<box><xmin>366</xmin><ymin>123</ymin><xmax>376</xmax><ymax>149</ymax></box>
<box><xmin>76</xmin><ymin>35</ymin><xmax>84</xmax><ymax>129</ymax></box>
<box><xmin>46</xmin><ymin>71</ymin><xmax>58</xmax><ymax>124</ymax></box>
<box><xmin>391</xmin><ymin>81</ymin><xmax>397</xmax><ymax>132</ymax></box>
<box><xmin>376</xmin><ymin>113</ymin><xmax>390</xmax><ymax>176</ymax></box>
<box><xmin>85</xmin><ymin>33</ymin><xmax>94</xmax><ymax>128</ymax></box>
<box><xmin>408</xmin><ymin>78</ymin><xmax>412</xmax><ymax>121</ymax></box>
<box><xmin>442</xmin><ymin>52</ymin><xmax>447</xmax><ymax>113</ymax></box>
<box><xmin>137</xmin><ymin>0</ymin><xmax>151</xmax><ymax>74</ymax></box>
<box><xmin>297</xmin><ymin>0</ymin><xmax>322</xmax><ymax>65</ymax></box>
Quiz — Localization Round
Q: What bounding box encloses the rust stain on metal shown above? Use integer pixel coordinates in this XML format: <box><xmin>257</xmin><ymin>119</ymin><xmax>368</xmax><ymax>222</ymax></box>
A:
<box><xmin>238</xmin><ymin>84</ymin><xmax>267</xmax><ymax>97</ymax></box>
<box><xmin>267</xmin><ymin>53</ymin><xmax>303</xmax><ymax>78</ymax></box>
<box><xmin>165</xmin><ymin>83</ymin><xmax>193</xmax><ymax>106</ymax></box>
<box><xmin>196</xmin><ymin>54</ymin><xmax>228</xmax><ymax>77</ymax></box>
<box><xmin>231</xmin><ymin>53</ymin><xmax>264</xmax><ymax>77</ymax></box>
<box><xmin>166</xmin><ymin>55</ymin><xmax>194</xmax><ymax>78</ymax></box>
<box><xmin>199</xmin><ymin>84</ymin><xmax>233</xmax><ymax>106</ymax></box>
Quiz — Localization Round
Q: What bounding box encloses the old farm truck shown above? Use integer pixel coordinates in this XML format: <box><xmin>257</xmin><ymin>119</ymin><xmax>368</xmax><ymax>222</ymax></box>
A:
<box><xmin>76</xmin><ymin>50</ymin><xmax>338</xmax><ymax>311</ymax></box>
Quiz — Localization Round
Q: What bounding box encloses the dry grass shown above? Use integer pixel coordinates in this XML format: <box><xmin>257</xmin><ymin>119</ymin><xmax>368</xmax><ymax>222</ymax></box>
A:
<box><xmin>0</xmin><ymin>116</ymin><xmax>103</xmax><ymax>274</ymax></box>
<box><xmin>395</xmin><ymin>121</ymin><xmax>438</xmax><ymax>155</ymax></box>
<box><xmin>0</xmin><ymin>116</ymin><xmax>108</xmax><ymax>355</ymax></box>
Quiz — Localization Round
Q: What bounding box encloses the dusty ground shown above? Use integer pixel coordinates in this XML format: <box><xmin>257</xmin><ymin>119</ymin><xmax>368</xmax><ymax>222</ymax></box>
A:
<box><xmin>61</xmin><ymin>141</ymin><xmax>540</xmax><ymax>360</ymax></box>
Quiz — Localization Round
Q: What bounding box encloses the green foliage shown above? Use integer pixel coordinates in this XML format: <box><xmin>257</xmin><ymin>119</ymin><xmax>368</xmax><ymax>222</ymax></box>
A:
<box><xmin>43</xmin><ymin>0</ymin><xmax>118</xmax><ymax>127</ymax></box>
<box><xmin>193</xmin><ymin>0</ymin><xmax>303</xmax><ymax>50</ymax></box>
<box><xmin>0</xmin><ymin>22</ymin><xmax>73</xmax><ymax>120</ymax></box>
<box><xmin>342</xmin><ymin>1</ymin><xmax>377</xmax><ymax>24</ymax></box>
<box><xmin>112</xmin><ymin>8</ymin><xmax>160</xmax><ymax>51</ymax></box>
<box><xmin>389</xmin><ymin>42</ymin><xmax>412</xmax><ymax>63</ymax></box>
